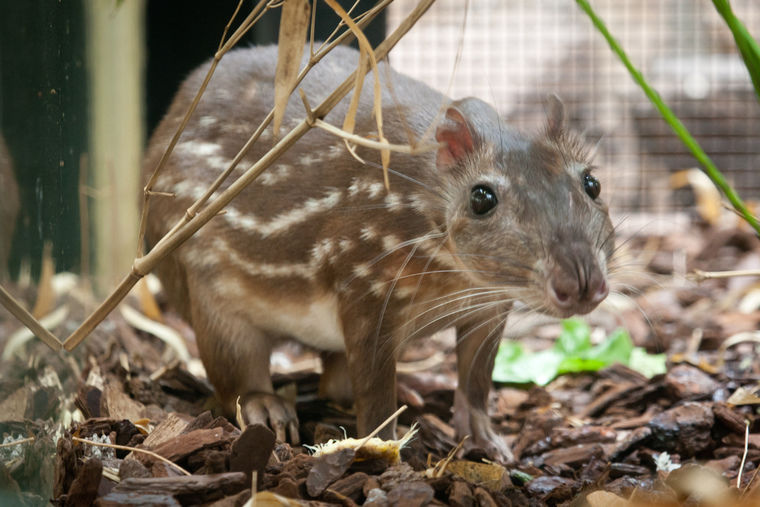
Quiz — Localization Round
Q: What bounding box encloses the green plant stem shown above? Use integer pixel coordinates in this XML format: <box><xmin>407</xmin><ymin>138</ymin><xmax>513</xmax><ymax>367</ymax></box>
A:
<box><xmin>712</xmin><ymin>0</ymin><xmax>760</xmax><ymax>105</ymax></box>
<box><xmin>575</xmin><ymin>0</ymin><xmax>760</xmax><ymax>235</ymax></box>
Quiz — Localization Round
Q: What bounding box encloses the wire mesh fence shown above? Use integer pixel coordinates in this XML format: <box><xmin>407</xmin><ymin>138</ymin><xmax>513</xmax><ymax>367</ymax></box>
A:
<box><xmin>387</xmin><ymin>0</ymin><xmax>760</xmax><ymax>234</ymax></box>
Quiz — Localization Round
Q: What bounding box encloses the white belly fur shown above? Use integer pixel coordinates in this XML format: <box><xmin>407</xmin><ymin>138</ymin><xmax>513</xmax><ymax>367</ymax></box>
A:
<box><xmin>245</xmin><ymin>292</ymin><xmax>346</xmax><ymax>352</ymax></box>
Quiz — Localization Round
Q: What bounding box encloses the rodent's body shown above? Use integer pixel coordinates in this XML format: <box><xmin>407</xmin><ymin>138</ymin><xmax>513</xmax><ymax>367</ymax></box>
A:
<box><xmin>144</xmin><ymin>45</ymin><xmax>613</xmax><ymax>459</ymax></box>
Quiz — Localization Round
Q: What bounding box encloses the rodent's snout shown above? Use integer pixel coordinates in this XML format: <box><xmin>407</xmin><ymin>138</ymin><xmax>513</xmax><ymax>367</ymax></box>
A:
<box><xmin>544</xmin><ymin>244</ymin><xmax>609</xmax><ymax>317</ymax></box>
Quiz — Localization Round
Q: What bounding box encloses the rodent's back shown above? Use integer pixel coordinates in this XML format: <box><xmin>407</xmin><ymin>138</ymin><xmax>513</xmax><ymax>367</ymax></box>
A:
<box><xmin>144</xmin><ymin>45</ymin><xmax>453</xmax><ymax>321</ymax></box>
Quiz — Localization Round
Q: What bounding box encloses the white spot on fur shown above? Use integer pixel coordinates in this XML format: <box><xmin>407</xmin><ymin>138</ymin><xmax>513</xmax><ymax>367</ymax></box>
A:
<box><xmin>367</xmin><ymin>182</ymin><xmax>384</xmax><ymax>199</ymax></box>
<box><xmin>311</xmin><ymin>238</ymin><xmax>335</xmax><ymax>264</ymax></box>
<box><xmin>210</xmin><ymin>275</ymin><xmax>247</xmax><ymax>298</ymax></box>
<box><xmin>393</xmin><ymin>285</ymin><xmax>417</xmax><ymax>299</ymax></box>
<box><xmin>172</xmin><ymin>181</ymin><xmax>220</xmax><ymax>202</ymax></box>
<box><xmin>382</xmin><ymin>235</ymin><xmax>401</xmax><ymax>252</ymax></box>
<box><xmin>352</xmin><ymin>262</ymin><xmax>371</xmax><ymax>279</ymax></box>
<box><xmin>360</xmin><ymin>226</ymin><xmax>377</xmax><ymax>241</ymax></box>
<box><xmin>259</xmin><ymin>189</ymin><xmax>342</xmax><ymax>237</ymax></box>
<box><xmin>172</xmin><ymin>184</ymin><xmax>341</xmax><ymax>238</ymax></box>
<box><xmin>181</xmin><ymin>243</ymin><xmax>222</xmax><ymax>267</ymax></box>
<box><xmin>370</xmin><ymin>280</ymin><xmax>386</xmax><ymax>297</ymax></box>
<box><xmin>384</xmin><ymin>193</ymin><xmax>403</xmax><ymax>212</ymax></box>
<box><xmin>327</xmin><ymin>144</ymin><xmax>344</xmax><ymax>159</ymax></box>
<box><xmin>298</xmin><ymin>152</ymin><xmax>323</xmax><ymax>166</ymax></box>
<box><xmin>338</xmin><ymin>238</ymin><xmax>354</xmax><ymax>252</ymax></box>
<box><xmin>347</xmin><ymin>178</ymin><xmax>385</xmax><ymax>200</ymax></box>
<box><xmin>347</xmin><ymin>178</ymin><xmax>361</xmax><ymax>197</ymax></box>
<box><xmin>199</xmin><ymin>116</ymin><xmax>217</xmax><ymax>128</ymax></box>
<box><xmin>177</xmin><ymin>141</ymin><xmax>221</xmax><ymax>157</ymax></box>
<box><xmin>409</xmin><ymin>193</ymin><xmax>428</xmax><ymax>213</ymax></box>
<box><xmin>259</xmin><ymin>164</ymin><xmax>292</xmax><ymax>185</ymax></box>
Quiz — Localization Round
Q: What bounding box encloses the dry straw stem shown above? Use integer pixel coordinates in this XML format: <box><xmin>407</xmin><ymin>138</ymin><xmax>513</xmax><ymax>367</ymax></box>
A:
<box><xmin>71</xmin><ymin>436</ymin><xmax>191</xmax><ymax>476</ymax></box>
<box><xmin>355</xmin><ymin>404</ymin><xmax>408</xmax><ymax>452</ymax></box>
<box><xmin>60</xmin><ymin>0</ymin><xmax>436</xmax><ymax>352</ymax></box>
<box><xmin>273</xmin><ymin>0</ymin><xmax>311</xmax><ymax>136</ymax></box>
<box><xmin>325</xmin><ymin>0</ymin><xmax>391</xmax><ymax>187</ymax></box>
<box><xmin>313</xmin><ymin>119</ymin><xmax>438</xmax><ymax>155</ymax></box>
<box><xmin>691</xmin><ymin>268</ymin><xmax>760</xmax><ymax>281</ymax></box>
<box><xmin>738</xmin><ymin>419</ymin><xmax>750</xmax><ymax>488</ymax></box>
<box><xmin>0</xmin><ymin>284</ymin><xmax>61</xmax><ymax>351</ymax></box>
<box><xmin>0</xmin><ymin>436</ymin><xmax>34</xmax><ymax>449</ymax></box>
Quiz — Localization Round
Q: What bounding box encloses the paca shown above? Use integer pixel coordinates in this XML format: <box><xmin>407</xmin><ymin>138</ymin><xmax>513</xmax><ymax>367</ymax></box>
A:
<box><xmin>144</xmin><ymin>45</ymin><xmax>613</xmax><ymax>460</ymax></box>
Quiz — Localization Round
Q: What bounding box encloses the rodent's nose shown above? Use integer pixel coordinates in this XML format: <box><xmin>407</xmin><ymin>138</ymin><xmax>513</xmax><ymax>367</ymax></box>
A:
<box><xmin>546</xmin><ymin>262</ymin><xmax>609</xmax><ymax>316</ymax></box>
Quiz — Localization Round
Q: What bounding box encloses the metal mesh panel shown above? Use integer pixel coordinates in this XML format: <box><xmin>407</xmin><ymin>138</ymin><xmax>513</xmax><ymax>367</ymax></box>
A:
<box><xmin>387</xmin><ymin>0</ymin><xmax>760</xmax><ymax>233</ymax></box>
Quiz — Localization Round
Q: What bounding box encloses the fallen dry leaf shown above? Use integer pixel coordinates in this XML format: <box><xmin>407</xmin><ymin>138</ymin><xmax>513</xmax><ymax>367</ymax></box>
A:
<box><xmin>727</xmin><ymin>386</ymin><xmax>760</xmax><ymax>406</ymax></box>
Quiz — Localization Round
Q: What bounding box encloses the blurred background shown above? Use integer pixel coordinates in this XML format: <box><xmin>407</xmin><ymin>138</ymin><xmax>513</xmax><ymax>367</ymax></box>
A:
<box><xmin>0</xmin><ymin>0</ymin><xmax>758</xmax><ymax>289</ymax></box>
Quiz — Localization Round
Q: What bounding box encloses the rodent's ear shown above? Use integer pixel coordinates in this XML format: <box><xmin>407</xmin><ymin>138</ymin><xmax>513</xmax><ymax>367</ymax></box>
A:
<box><xmin>436</xmin><ymin>97</ymin><xmax>499</xmax><ymax>168</ymax></box>
<box><xmin>436</xmin><ymin>106</ymin><xmax>475</xmax><ymax>168</ymax></box>
<box><xmin>545</xmin><ymin>94</ymin><xmax>565</xmax><ymax>139</ymax></box>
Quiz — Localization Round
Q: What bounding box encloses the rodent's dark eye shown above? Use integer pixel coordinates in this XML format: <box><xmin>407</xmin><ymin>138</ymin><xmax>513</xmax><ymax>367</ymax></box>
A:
<box><xmin>583</xmin><ymin>172</ymin><xmax>601</xmax><ymax>200</ymax></box>
<box><xmin>470</xmin><ymin>185</ymin><xmax>498</xmax><ymax>216</ymax></box>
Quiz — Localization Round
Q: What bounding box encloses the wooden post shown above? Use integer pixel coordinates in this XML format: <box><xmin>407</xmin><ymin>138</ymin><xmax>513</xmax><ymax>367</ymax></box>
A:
<box><xmin>85</xmin><ymin>0</ymin><xmax>145</xmax><ymax>294</ymax></box>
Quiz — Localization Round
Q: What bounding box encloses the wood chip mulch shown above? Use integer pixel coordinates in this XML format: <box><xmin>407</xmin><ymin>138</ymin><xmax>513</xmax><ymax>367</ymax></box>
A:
<box><xmin>2</xmin><ymin>222</ymin><xmax>760</xmax><ymax>506</ymax></box>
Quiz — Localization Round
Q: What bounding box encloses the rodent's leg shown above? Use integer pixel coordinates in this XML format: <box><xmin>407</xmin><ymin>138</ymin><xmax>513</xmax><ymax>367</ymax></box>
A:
<box><xmin>192</xmin><ymin>306</ymin><xmax>298</xmax><ymax>443</ymax></box>
<box><xmin>318</xmin><ymin>352</ymin><xmax>354</xmax><ymax>407</ymax></box>
<box><xmin>453</xmin><ymin>317</ymin><xmax>512</xmax><ymax>462</ymax></box>
<box><xmin>343</xmin><ymin>320</ymin><xmax>398</xmax><ymax>439</ymax></box>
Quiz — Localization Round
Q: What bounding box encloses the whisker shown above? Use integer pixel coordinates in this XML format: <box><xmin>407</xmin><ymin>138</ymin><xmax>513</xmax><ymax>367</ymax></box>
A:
<box><xmin>406</xmin><ymin>233</ymin><xmax>449</xmax><ymax>309</ymax></box>
<box><xmin>402</xmin><ymin>298</ymin><xmax>515</xmax><ymax>344</ymax></box>
<box><xmin>340</xmin><ymin>231</ymin><xmax>446</xmax><ymax>289</ymax></box>
<box><xmin>373</xmin><ymin>237</ymin><xmax>425</xmax><ymax>348</ymax></box>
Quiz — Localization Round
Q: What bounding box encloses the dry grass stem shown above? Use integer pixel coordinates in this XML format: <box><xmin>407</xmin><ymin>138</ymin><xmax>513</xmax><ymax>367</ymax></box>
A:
<box><xmin>315</xmin><ymin>0</ymin><xmax>362</xmax><ymax>56</ymax></box>
<box><xmin>429</xmin><ymin>435</ymin><xmax>469</xmax><ymax>478</ymax></box>
<box><xmin>0</xmin><ymin>284</ymin><xmax>62</xmax><ymax>351</ymax></box>
<box><xmin>355</xmin><ymin>404</ymin><xmax>408</xmax><ymax>452</ymax></box>
<box><xmin>738</xmin><ymin>419</ymin><xmax>750</xmax><ymax>488</ymax></box>
<box><xmin>325</xmin><ymin>0</ymin><xmax>391</xmax><ymax>186</ymax></box>
<box><xmin>146</xmin><ymin>190</ymin><xmax>174</xmax><ymax>198</ymax></box>
<box><xmin>72</xmin><ymin>436</ymin><xmax>191</xmax><ymax>476</ymax></box>
<box><xmin>3</xmin><ymin>305</ymin><xmax>68</xmax><ymax>360</ymax></box>
<box><xmin>691</xmin><ymin>268</ymin><xmax>760</xmax><ymax>281</ymax></box>
<box><xmin>313</xmin><ymin>119</ymin><xmax>439</xmax><ymax>155</ymax></box>
<box><xmin>0</xmin><ymin>436</ymin><xmax>34</xmax><ymax>449</ymax></box>
<box><xmin>218</xmin><ymin>0</ymin><xmax>246</xmax><ymax>52</ymax></box>
<box><xmin>273</xmin><ymin>0</ymin><xmax>311</xmax><ymax>136</ymax></box>
<box><xmin>298</xmin><ymin>88</ymin><xmax>316</xmax><ymax>124</ymax></box>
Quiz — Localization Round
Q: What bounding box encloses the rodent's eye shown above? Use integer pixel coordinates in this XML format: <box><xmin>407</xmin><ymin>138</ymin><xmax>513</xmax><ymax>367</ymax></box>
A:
<box><xmin>470</xmin><ymin>185</ymin><xmax>498</xmax><ymax>216</ymax></box>
<box><xmin>583</xmin><ymin>172</ymin><xmax>601</xmax><ymax>200</ymax></box>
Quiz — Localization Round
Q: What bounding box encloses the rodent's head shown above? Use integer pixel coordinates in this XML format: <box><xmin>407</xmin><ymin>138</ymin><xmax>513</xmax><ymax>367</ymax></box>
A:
<box><xmin>434</xmin><ymin>96</ymin><xmax>613</xmax><ymax>318</ymax></box>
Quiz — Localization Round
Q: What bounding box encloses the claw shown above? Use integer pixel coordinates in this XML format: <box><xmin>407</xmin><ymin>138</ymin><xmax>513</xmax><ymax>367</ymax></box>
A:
<box><xmin>241</xmin><ymin>392</ymin><xmax>300</xmax><ymax>444</ymax></box>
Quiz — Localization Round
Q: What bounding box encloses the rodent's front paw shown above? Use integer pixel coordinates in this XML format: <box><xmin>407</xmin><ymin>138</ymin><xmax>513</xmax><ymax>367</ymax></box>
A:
<box><xmin>241</xmin><ymin>392</ymin><xmax>299</xmax><ymax>444</ymax></box>
<box><xmin>453</xmin><ymin>395</ymin><xmax>513</xmax><ymax>464</ymax></box>
<box><xmin>465</xmin><ymin>425</ymin><xmax>513</xmax><ymax>465</ymax></box>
